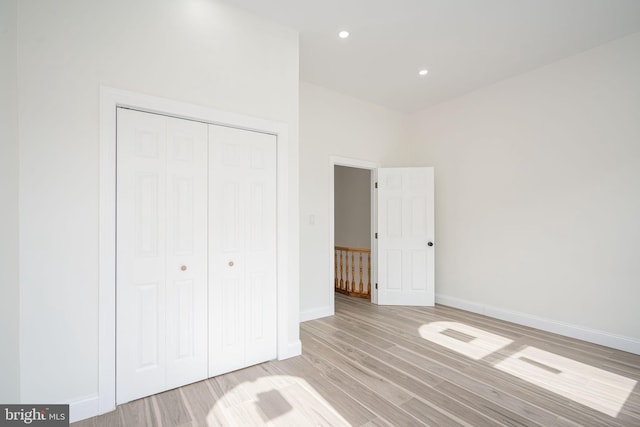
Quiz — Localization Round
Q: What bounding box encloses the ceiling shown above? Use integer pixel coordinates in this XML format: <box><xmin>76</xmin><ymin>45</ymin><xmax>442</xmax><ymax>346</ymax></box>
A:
<box><xmin>226</xmin><ymin>0</ymin><xmax>640</xmax><ymax>113</ymax></box>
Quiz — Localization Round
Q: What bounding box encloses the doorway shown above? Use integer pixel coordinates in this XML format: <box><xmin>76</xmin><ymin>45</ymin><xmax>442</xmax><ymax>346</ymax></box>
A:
<box><xmin>328</xmin><ymin>157</ymin><xmax>436</xmax><ymax>314</ymax></box>
<box><xmin>328</xmin><ymin>157</ymin><xmax>378</xmax><ymax>313</ymax></box>
<box><xmin>334</xmin><ymin>165</ymin><xmax>372</xmax><ymax>301</ymax></box>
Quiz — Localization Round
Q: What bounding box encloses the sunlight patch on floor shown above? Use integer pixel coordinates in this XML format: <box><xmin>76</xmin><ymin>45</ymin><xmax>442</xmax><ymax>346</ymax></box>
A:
<box><xmin>206</xmin><ymin>375</ymin><xmax>350</xmax><ymax>426</ymax></box>
<box><xmin>495</xmin><ymin>346</ymin><xmax>637</xmax><ymax>417</ymax></box>
<box><xmin>419</xmin><ymin>320</ymin><xmax>637</xmax><ymax>418</ymax></box>
<box><xmin>418</xmin><ymin>321</ymin><xmax>513</xmax><ymax>360</ymax></box>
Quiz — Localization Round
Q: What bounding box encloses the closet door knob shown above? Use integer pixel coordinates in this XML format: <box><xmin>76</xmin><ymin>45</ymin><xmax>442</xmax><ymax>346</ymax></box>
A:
<box><xmin>228</xmin><ymin>261</ymin><xmax>234</xmax><ymax>267</ymax></box>
<box><xmin>181</xmin><ymin>265</ymin><xmax>187</xmax><ymax>271</ymax></box>
<box><xmin>427</xmin><ymin>242</ymin><xmax>434</xmax><ymax>247</ymax></box>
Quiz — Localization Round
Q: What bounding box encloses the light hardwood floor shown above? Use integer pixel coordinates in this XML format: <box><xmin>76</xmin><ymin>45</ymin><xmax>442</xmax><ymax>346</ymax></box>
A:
<box><xmin>74</xmin><ymin>294</ymin><xmax>640</xmax><ymax>426</ymax></box>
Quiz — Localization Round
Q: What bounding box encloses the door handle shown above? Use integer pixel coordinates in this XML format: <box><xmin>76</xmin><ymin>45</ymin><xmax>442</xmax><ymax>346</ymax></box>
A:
<box><xmin>427</xmin><ymin>242</ymin><xmax>434</xmax><ymax>247</ymax></box>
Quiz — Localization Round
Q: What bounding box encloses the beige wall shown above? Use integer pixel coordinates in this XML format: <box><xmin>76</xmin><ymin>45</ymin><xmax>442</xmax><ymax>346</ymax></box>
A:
<box><xmin>0</xmin><ymin>0</ymin><xmax>20</xmax><ymax>403</ymax></box>
<box><xmin>299</xmin><ymin>82</ymin><xmax>406</xmax><ymax>319</ymax></box>
<box><xmin>407</xmin><ymin>32</ymin><xmax>640</xmax><ymax>344</ymax></box>
<box><xmin>334</xmin><ymin>166</ymin><xmax>371</xmax><ymax>249</ymax></box>
<box><xmin>16</xmin><ymin>0</ymin><xmax>299</xmax><ymax>407</ymax></box>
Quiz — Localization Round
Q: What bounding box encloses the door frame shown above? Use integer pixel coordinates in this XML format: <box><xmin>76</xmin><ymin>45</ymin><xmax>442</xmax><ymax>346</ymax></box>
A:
<box><xmin>98</xmin><ymin>87</ymin><xmax>294</xmax><ymax>415</ymax></box>
<box><xmin>328</xmin><ymin>156</ymin><xmax>378</xmax><ymax>314</ymax></box>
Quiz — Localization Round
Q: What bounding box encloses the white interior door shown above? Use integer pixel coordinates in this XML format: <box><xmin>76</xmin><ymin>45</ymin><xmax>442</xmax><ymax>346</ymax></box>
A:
<box><xmin>116</xmin><ymin>108</ymin><xmax>208</xmax><ymax>403</ymax></box>
<box><xmin>377</xmin><ymin>167</ymin><xmax>435</xmax><ymax>306</ymax></box>
<box><xmin>208</xmin><ymin>125</ymin><xmax>277</xmax><ymax>377</ymax></box>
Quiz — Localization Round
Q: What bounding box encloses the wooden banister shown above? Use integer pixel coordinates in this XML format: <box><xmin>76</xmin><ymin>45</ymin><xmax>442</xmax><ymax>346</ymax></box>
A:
<box><xmin>334</xmin><ymin>246</ymin><xmax>371</xmax><ymax>300</ymax></box>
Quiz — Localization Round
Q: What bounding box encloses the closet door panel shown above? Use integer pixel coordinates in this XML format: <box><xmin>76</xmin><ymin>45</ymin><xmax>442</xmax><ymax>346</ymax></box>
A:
<box><xmin>209</xmin><ymin>125</ymin><xmax>277</xmax><ymax>377</ymax></box>
<box><xmin>165</xmin><ymin>117</ymin><xmax>208</xmax><ymax>389</ymax></box>
<box><xmin>117</xmin><ymin>109</ymin><xmax>167</xmax><ymax>403</ymax></box>
<box><xmin>117</xmin><ymin>109</ymin><xmax>208</xmax><ymax>403</ymax></box>
<box><xmin>245</xmin><ymin>142</ymin><xmax>277</xmax><ymax>367</ymax></box>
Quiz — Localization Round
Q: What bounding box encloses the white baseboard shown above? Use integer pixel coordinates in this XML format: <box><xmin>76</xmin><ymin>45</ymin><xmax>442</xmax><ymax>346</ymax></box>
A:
<box><xmin>68</xmin><ymin>339</ymin><xmax>302</xmax><ymax>423</ymax></box>
<box><xmin>68</xmin><ymin>394</ymin><xmax>100</xmax><ymax>423</ymax></box>
<box><xmin>299</xmin><ymin>306</ymin><xmax>333</xmax><ymax>323</ymax></box>
<box><xmin>279</xmin><ymin>339</ymin><xmax>302</xmax><ymax>360</ymax></box>
<box><xmin>436</xmin><ymin>294</ymin><xmax>640</xmax><ymax>355</ymax></box>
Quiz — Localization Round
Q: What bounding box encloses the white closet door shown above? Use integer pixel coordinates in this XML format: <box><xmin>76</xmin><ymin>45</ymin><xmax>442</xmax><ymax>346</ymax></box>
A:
<box><xmin>208</xmin><ymin>125</ymin><xmax>277</xmax><ymax>377</ymax></box>
<box><xmin>116</xmin><ymin>108</ymin><xmax>208</xmax><ymax>404</ymax></box>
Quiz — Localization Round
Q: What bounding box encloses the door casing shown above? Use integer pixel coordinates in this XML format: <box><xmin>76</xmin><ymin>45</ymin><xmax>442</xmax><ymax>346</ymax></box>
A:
<box><xmin>98</xmin><ymin>87</ymin><xmax>298</xmax><ymax>416</ymax></box>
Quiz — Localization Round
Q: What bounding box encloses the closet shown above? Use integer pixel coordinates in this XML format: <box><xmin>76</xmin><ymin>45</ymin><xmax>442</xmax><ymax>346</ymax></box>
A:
<box><xmin>115</xmin><ymin>108</ymin><xmax>277</xmax><ymax>404</ymax></box>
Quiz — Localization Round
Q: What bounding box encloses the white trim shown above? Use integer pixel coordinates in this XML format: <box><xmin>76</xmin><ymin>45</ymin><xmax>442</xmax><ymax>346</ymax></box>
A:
<box><xmin>68</xmin><ymin>394</ymin><xmax>99</xmax><ymax>423</ymax></box>
<box><xmin>370</xmin><ymin>169</ymin><xmax>378</xmax><ymax>305</ymax></box>
<box><xmin>328</xmin><ymin>156</ymin><xmax>378</xmax><ymax>312</ymax></box>
<box><xmin>300</xmin><ymin>306</ymin><xmax>333</xmax><ymax>323</ymax></box>
<box><xmin>331</xmin><ymin>156</ymin><xmax>379</xmax><ymax>170</ymax></box>
<box><xmin>436</xmin><ymin>294</ymin><xmax>640</xmax><ymax>355</ymax></box>
<box><xmin>98</xmin><ymin>89</ymin><xmax>117</xmax><ymax>416</ymax></box>
<box><xmin>99</xmin><ymin>87</ymin><xmax>298</xmax><ymax>418</ymax></box>
<box><xmin>280</xmin><ymin>340</ymin><xmax>302</xmax><ymax>360</ymax></box>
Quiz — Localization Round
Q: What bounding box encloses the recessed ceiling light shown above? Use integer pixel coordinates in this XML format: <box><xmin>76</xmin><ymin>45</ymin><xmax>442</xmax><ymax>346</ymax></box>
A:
<box><xmin>419</xmin><ymin>69</ymin><xmax>429</xmax><ymax>76</ymax></box>
<box><xmin>338</xmin><ymin>30</ymin><xmax>350</xmax><ymax>39</ymax></box>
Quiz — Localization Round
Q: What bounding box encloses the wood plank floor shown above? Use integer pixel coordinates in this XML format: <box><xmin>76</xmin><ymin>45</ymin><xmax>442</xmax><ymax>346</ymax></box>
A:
<box><xmin>74</xmin><ymin>294</ymin><xmax>640</xmax><ymax>426</ymax></box>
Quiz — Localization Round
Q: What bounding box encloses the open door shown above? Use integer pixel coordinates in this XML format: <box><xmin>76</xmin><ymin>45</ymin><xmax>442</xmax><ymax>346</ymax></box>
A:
<box><xmin>377</xmin><ymin>167</ymin><xmax>434</xmax><ymax>306</ymax></box>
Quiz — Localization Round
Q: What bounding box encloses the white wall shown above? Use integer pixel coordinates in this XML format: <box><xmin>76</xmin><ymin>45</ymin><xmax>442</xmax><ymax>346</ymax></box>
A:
<box><xmin>299</xmin><ymin>82</ymin><xmax>406</xmax><ymax>319</ymax></box>
<box><xmin>334</xmin><ymin>166</ymin><xmax>371</xmax><ymax>249</ymax></box>
<box><xmin>407</xmin><ymin>32</ymin><xmax>640</xmax><ymax>346</ymax></box>
<box><xmin>17</xmin><ymin>0</ymin><xmax>299</xmax><ymax>407</ymax></box>
<box><xmin>0</xmin><ymin>0</ymin><xmax>20</xmax><ymax>403</ymax></box>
